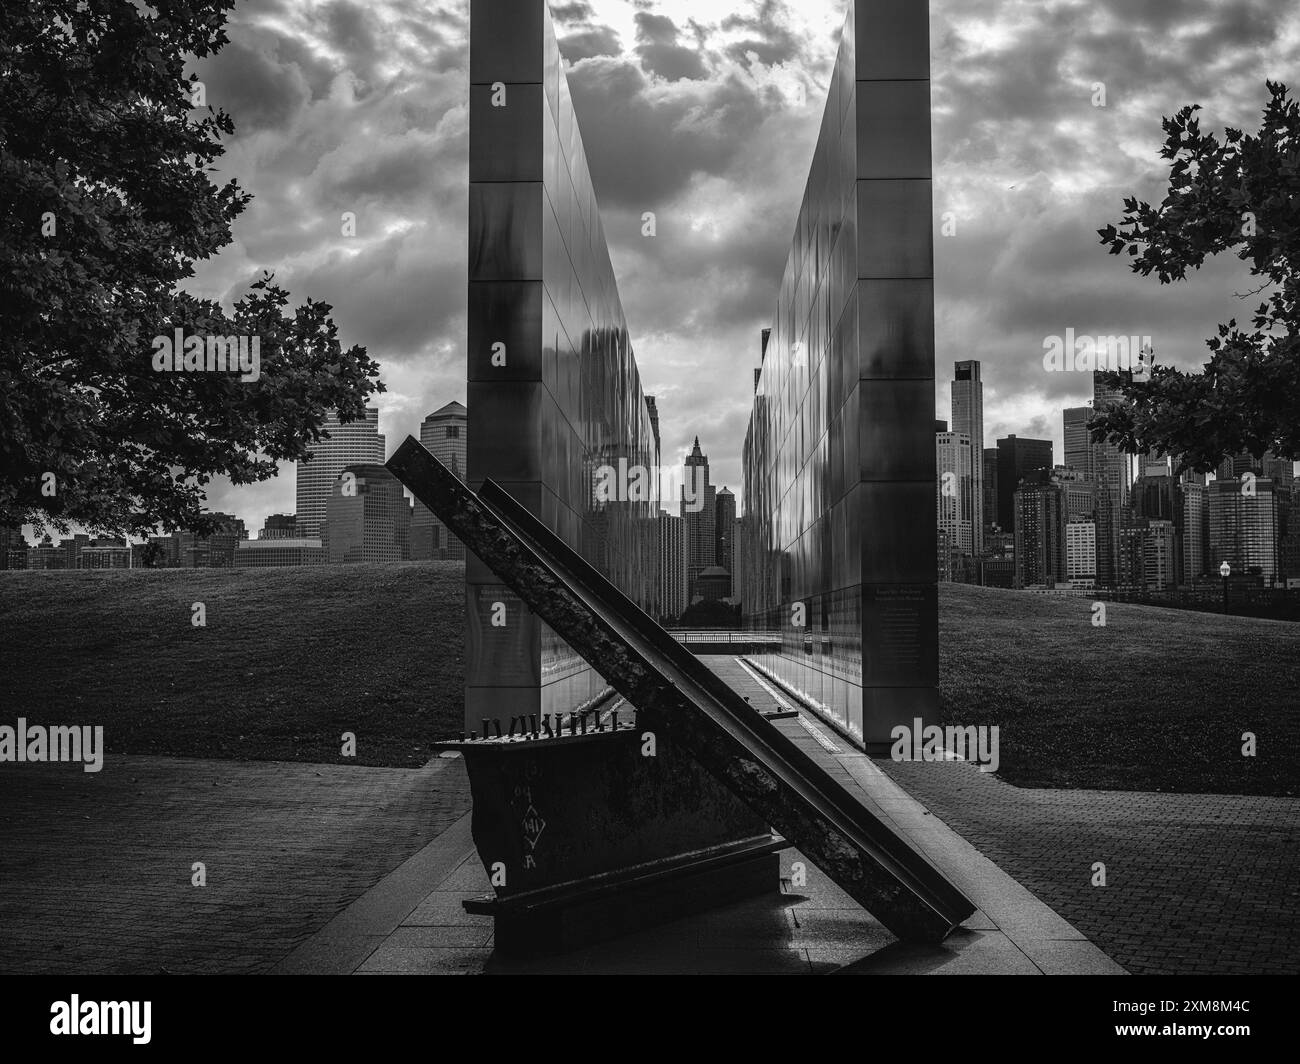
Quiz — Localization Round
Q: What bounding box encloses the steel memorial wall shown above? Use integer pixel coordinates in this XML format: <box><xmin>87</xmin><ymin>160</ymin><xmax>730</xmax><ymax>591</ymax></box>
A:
<box><xmin>741</xmin><ymin>0</ymin><xmax>937</xmax><ymax>751</ymax></box>
<box><xmin>466</xmin><ymin>0</ymin><xmax>658</xmax><ymax>729</ymax></box>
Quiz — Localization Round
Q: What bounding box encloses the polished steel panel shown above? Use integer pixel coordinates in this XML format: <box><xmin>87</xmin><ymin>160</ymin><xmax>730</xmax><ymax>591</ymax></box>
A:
<box><xmin>856</xmin><ymin>180</ymin><xmax>933</xmax><ymax>279</ymax></box>
<box><xmin>856</xmin><ymin>80</ymin><xmax>932</xmax><ymax>179</ymax></box>
<box><xmin>857</xmin><ymin>279</ymin><xmax>935</xmax><ymax>379</ymax></box>
<box><xmin>467</xmin><ymin>281</ymin><xmax>543</xmax><ymax>381</ymax></box>
<box><xmin>469</xmin><ymin>83</ymin><xmax>543</xmax><ymax>183</ymax></box>
<box><xmin>468</xmin><ymin>182</ymin><xmax>543</xmax><ymax>280</ymax></box>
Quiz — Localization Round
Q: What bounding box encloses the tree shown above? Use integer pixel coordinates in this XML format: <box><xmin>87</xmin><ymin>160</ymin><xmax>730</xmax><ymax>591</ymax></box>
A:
<box><xmin>1094</xmin><ymin>81</ymin><xmax>1300</xmax><ymax>474</ymax></box>
<box><xmin>0</xmin><ymin>1</ymin><xmax>384</xmax><ymax>537</ymax></box>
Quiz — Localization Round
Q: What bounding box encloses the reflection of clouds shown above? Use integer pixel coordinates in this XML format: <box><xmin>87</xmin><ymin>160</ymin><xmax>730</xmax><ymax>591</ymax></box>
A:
<box><xmin>194</xmin><ymin>0</ymin><xmax>1295</xmax><ymax>529</ymax></box>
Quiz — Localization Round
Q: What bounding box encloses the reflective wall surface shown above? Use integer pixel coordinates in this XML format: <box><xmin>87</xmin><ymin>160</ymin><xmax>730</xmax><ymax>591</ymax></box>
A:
<box><xmin>466</xmin><ymin>0</ymin><xmax>658</xmax><ymax>727</ymax></box>
<box><xmin>741</xmin><ymin>0</ymin><xmax>937</xmax><ymax>749</ymax></box>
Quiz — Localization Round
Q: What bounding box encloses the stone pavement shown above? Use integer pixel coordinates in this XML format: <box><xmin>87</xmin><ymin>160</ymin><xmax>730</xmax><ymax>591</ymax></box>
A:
<box><xmin>877</xmin><ymin>758</ymin><xmax>1300</xmax><ymax>975</ymax></box>
<box><xmin>296</xmin><ymin>656</ymin><xmax>1123</xmax><ymax>975</ymax></box>
<box><xmin>0</xmin><ymin>754</ymin><xmax>471</xmax><ymax>974</ymax></box>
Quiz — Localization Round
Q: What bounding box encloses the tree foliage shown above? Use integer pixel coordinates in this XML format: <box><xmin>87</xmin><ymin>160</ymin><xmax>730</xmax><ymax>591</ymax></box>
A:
<box><xmin>0</xmin><ymin>0</ymin><xmax>384</xmax><ymax>536</ymax></box>
<box><xmin>1094</xmin><ymin>81</ymin><xmax>1300</xmax><ymax>473</ymax></box>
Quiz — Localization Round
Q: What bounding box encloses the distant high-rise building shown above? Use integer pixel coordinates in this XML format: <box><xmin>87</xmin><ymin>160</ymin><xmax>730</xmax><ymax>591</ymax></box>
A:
<box><xmin>1119</xmin><ymin>516</ymin><xmax>1177</xmax><ymax>592</ymax></box>
<box><xmin>996</xmin><ymin>435</ymin><xmax>1053</xmax><ymax>531</ymax></box>
<box><xmin>1182</xmin><ymin>481</ymin><xmax>1208</xmax><ymax>583</ymax></box>
<box><xmin>982</xmin><ymin>447</ymin><xmax>999</xmax><ymax>535</ymax></box>
<box><xmin>1142</xmin><ymin>452</ymin><xmax>1171</xmax><ymax>478</ymax></box>
<box><xmin>324</xmin><ymin>464</ymin><xmax>412</xmax><ymax>564</ymax></box>
<box><xmin>0</xmin><ymin>526</ymin><xmax>26</xmax><ymax>570</ymax></box>
<box><xmin>951</xmin><ymin>361</ymin><xmax>984</xmax><ymax>553</ymax></box>
<box><xmin>235</xmin><ymin>538</ymin><xmax>326</xmax><ymax>567</ymax></box>
<box><xmin>1091</xmin><ymin>373</ymin><xmax>1135</xmax><ymax>587</ymax></box>
<box><xmin>296</xmin><ymin>407</ymin><xmax>385</xmax><ymax>539</ymax></box>
<box><xmin>683</xmin><ymin>437</ymin><xmax>716</xmax><ymax>602</ymax></box>
<box><xmin>260</xmin><ymin>514</ymin><xmax>297</xmax><ymax>540</ymax></box>
<box><xmin>27</xmin><ymin>536</ymin><xmax>65</xmax><ymax>569</ymax></box>
<box><xmin>1208</xmin><ymin>478</ymin><xmax>1279</xmax><ymax>583</ymax></box>
<box><xmin>645</xmin><ymin>396</ymin><xmax>661</xmax><ymax>464</ymax></box>
<box><xmin>715</xmin><ymin>487</ymin><xmax>736</xmax><ymax>597</ymax></box>
<box><xmin>659</xmin><ymin>510</ymin><xmax>687</xmax><ymax>621</ymax></box>
<box><xmin>936</xmin><ymin>431</ymin><xmax>974</xmax><ymax>554</ymax></box>
<box><xmin>411</xmin><ymin>401</ymin><xmax>468</xmax><ymax>561</ymax></box>
<box><xmin>1013</xmin><ymin>471</ymin><xmax>1067</xmax><ymax>588</ymax></box>
<box><xmin>1062</xmin><ymin>407</ymin><xmax>1096</xmax><ymax>479</ymax></box>
<box><xmin>1065</xmin><ymin>521</ymin><xmax>1097</xmax><ymax>586</ymax></box>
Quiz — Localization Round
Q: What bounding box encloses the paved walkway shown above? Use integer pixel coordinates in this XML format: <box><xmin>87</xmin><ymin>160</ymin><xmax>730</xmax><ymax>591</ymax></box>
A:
<box><xmin>0</xmin><ymin>754</ymin><xmax>471</xmax><ymax>974</ymax></box>
<box><xmin>876</xmin><ymin>758</ymin><xmax>1300</xmax><ymax>975</ymax></box>
<box><xmin>292</xmin><ymin>658</ymin><xmax>1123</xmax><ymax>975</ymax></box>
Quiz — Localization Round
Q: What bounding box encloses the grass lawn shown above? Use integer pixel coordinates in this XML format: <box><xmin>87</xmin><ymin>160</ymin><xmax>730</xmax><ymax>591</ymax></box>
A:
<box><xmin>2</xmin><ymin>567</ymin><xmax>1295</xmax><ymax>792</ymax></box>
<box><xmin>939</xmin><ymin>584</ymin><xmax>1300</xmax><ymax>795</ymax></box>
<box><xmin>0</xmin><ymin>563</ymin><xmax>464</xmax><ymax>768</ymax></box>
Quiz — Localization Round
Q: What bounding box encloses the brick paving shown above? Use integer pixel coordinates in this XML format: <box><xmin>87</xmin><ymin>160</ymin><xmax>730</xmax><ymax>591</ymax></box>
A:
<box><xmin>0</xmin><ymin>754</ymin><xmax>471</xmax><ymax>974</ymax></box>
<box><xmin>876</xmin><ymin>758</ymin><xmax>1300</xmax><ymax>975</ymax></box>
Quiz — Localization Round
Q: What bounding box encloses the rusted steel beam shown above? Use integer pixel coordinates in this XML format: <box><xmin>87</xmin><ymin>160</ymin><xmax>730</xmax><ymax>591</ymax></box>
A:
<box><xmin>387</xmin><ymin>437</ymin><xmax>974</xmax><ymax>942</ymax></box>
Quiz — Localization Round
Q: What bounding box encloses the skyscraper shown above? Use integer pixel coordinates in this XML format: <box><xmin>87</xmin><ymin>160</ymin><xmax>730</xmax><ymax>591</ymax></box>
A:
<box><xmin>935</xmin><ymin>431</ymin><xmax>974</xmax><ymax>554</ymax></box>
<box><xmin>658</xmin><ymin>510</ymin><xmax>687</xmax><ymax>622</ymax></box>
<box><xmin>951</xmin><ymin>361</ymin><xmax>984</xmax><ymax>553</ymax></box>
<box><xmin>715</xmin><ymin>486</ymin><xmax>736</xmax><ymax>596</ymax></box>
<box><xmin>1092</xmin><ymin>373</ymin><xmax>1134</xmax><ymax>587</ymax></box>
<box><xmin>296</xmin><ymin>407</ymin><xmax>385</xmax><ymax>539</ymax></box>
<box><xmin>1208</xmin><ymin>478</ymin><xmax>1279</xmax><ymax>583</ymax></box>
<box><xmin>323</xmin><ymin>464</ymin><xmax>412</xmax><ymax>564</ymax></box>
<box><xmin>1182</xmin><ymin>480</ymin><xmax>1208</xmax><ymax>583</ymax></box>
<box><xmin>982</xmin><ymin>447</ymin><xmax>999</xmax><ymax>535</ymax></box>
<box><xmin>645</xmin><ymin>395</ymin><xmax>661</xmax><ymax>464</ymax></box>
<box><xmin>996</xmin><ymin>435</ymin><xmax>1053</xmax><ymax>531</ymax></box>
<box><xmin>683</xmin><ymin>437</ymin><xmax>716</xmax><ymax>602</ymax></box>
<box><xmin>411</xmin><ymin>401</ymin><xmax>467</xmax><ymax>560</ymax></box>
<box><xmin>1013</xmin><ymin>470</ymin><xmax>1067</xmax><ymax>588</ymax></box>
<box><xmin>1062</xmin><ymin>407</ymin><xmax>1096</xmax><ymax>478</ymax></box>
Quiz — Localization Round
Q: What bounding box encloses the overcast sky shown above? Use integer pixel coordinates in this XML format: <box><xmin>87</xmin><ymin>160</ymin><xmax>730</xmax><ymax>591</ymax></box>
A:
<box><xmin>185</xmin><ymin>0</ymin><xmax>1299</xmax><ymax>531</ymax></box>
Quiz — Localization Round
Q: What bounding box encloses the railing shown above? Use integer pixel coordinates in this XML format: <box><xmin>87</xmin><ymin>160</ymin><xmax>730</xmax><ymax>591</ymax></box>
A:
<box><xmin>666</xmin><ymin>630</ymin><xmax>782</xmax><ymax>646</ymax></box>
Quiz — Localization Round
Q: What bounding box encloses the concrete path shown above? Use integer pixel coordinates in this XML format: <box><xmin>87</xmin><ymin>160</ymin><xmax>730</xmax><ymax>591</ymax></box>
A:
<box><xmin>309</xmin><ymin>659</ymin><xmax>1123</xmax><ymax>975</ymax></box>
<box><xmin>0</xmin><ymin>754</ymin><xmax>471</xmax><ymax>974</ymax></box>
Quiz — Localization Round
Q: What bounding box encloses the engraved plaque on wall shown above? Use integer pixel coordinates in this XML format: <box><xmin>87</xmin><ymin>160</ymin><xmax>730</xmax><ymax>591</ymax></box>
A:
<box><xmin>466</xmin><ymin>584</ymin><xmax>539</xmax><ymax>687</ymax></box>
<box><xmin>861</xmin><ymin>584</ymin><xmax>937</xmax><ymax>686</ymax></box>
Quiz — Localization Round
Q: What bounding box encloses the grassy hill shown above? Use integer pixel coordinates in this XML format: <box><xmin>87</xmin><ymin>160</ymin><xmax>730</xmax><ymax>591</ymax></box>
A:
<box><xmin>937</xmin><ymin>584</ymin><xmax>1299</xmax><ymax>795</ymax></box>
<box><xmin>1</xmin><ymin>568</ymin><xmax>1295</xmax><ymax>793</ymax></box>
<box><xmin>0</xmin><ymin>563</ymin><xmax>464</xmax><ymax>767</ymax></box>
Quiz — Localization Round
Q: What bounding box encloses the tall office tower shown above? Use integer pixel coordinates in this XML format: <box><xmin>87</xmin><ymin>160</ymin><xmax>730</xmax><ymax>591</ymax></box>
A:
<box><xmin>742</xmin><ymin>0</ymin><xmax>936</xmax><ymax>749</ymax></box>
<box><xmin>982</xmin><ymin>447</ymin><xmax>999</xmax><ymax>535</ymax></box>
<box><xmin>935</xmin><ymin>431</ymin><xmax>974</xmax><ymax>554</ymax></box>
<box><xmin>995</xmin><ymin>435</ymin><xmax>1053</xmax><ymax>531</ymax></box>
<box><xmin>1013</xmin><ymin>471</ymin><xmax>1067</xmax><ymax>588</ymax></box>
<box><xmin>1262</xmin><ymin>452</ymin><xmax>1296</xmax><ymax>493</ymax></box>
<box><xmin>715</xmin><ymin>486</ymin><xmax>736</xmax><ymax>596</ymax></box>
<box><xmin>1142</xmin><ymin>451</ymin><xmax>1171</xmax><ymax>478</ymax></box>
<box><xmin>1119</xmin><ymin>517</ymin><xmax>1177</xmax><ymax>591</ymax></box>
<box><xmin>1132</xmin><ymin>473</ymin><xmax>1184</xmax><ymax>580</ymax></box>
<box><xmin>1092</xmin><ymin>372</ymin><xmax>1134</xmax><ymax>587</ymax></box>
<box><xmin>1062</xmin><ymin>407</ymin><xmax>1096</xmax><ymax>478</ymax></box>
<box><xmin>296</xmin><ymin>407</ymin><xmax>384</xmax><ymax>538</ymax></box>
<box><xmin>465</xmin><ymin>1</ymin><xmax>658</xmax><ymax>727</ymax></box>
<box><xmin>411</xmin><ymin>401</ymin><xmax>468</xmax><ymax>561</ymax></box>
<box><xmin>645</xmin><ymin>395</ymin><xmax>661</xmax><ymax>464</ymax></box>
<box><xmin>260</xmin><ymin>514</ymin><xmax>297</xmax><ymax>540</ymax></box>
<box><xmin>1208</xmin><ymin>478</ymin><xmax>1279</xmax><ymax>583</ymax></box>
<box><xmin>1217</xmin><ymin>452</ymin><xmax>1258</xmax><ymax>480</ymax></box>
<box><xmin>1182</xmin><ymin>481</ymin><xmax>1208</xmax><ymax>582</ymax></box>
<box><xmin>658</xmin><ymin>510</ymin><xmax>687</xmax><ymax>622</ymax></box>
<box><xmin>323</xmin><ymin>464</ymin><xmax>412</xmax><ymax>564</ymax></box>
<box><xmin>1065</xmin><ymin>521</ymin><xmax>1097</xmax><ymax>585</ymax></box>
<box><xmin>1056</xmin><ymin>468</ymin><xmax>1097</xmax><ymax>522</ymax></box>
<box><xmin>683</xmin><ymin>437</ymin><xmax>716</xmax><ymax>602</ymax></box>
<box><xmin>950</xmin><ymin>361</ymin><xmax>984</xmax><ymax>554</ymax></box>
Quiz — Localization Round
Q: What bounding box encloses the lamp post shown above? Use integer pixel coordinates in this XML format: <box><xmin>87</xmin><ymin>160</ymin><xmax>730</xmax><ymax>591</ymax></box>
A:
<box><xmin>1220</xmin><ymin>561</ymin><xmax>1231</xmax><ymax>615</ymax></box>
